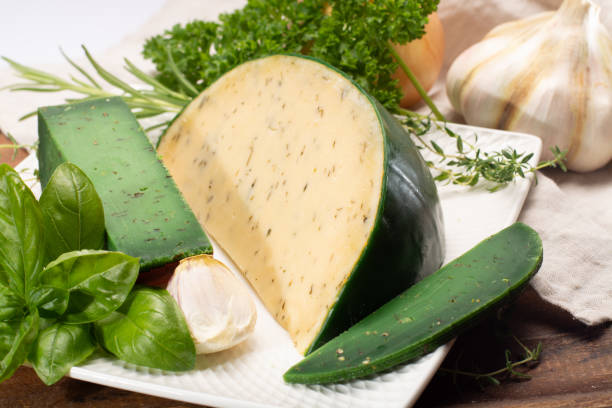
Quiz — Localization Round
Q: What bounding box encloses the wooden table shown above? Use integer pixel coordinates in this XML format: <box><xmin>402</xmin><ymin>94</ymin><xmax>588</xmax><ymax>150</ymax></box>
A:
<box><xmin>0</xmin><ymin>132</ymin><xmax>610</xmax><ymax>408</ymax></box>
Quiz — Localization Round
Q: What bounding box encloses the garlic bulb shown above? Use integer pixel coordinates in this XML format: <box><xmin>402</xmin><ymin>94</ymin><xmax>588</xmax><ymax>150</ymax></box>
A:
<box><xmin>446</xmin><ymin>0</ymin><xmax>612</xmax><ymax>172</ymax></box>
<box><xmin>167</xmin><ymin>255</ymin><xmax>257</xmax><ymax>354</ymax></box>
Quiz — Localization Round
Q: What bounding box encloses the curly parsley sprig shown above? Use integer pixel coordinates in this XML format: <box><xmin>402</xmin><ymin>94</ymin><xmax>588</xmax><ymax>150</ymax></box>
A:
<box><xmin>142</xmin><ymin>0</ymin><xmax>437</xmax><ymax>111</ymax></box>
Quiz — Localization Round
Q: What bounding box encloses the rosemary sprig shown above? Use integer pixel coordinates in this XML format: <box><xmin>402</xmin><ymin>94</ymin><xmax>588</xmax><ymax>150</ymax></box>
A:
<box><xmin>1</xmin><ymin>46</ymin><xmax>189</xmax><ymax>124</ymax></box>
<box><xmin>439</xmin><ymin>335</ymin><xmax>542</xmax><ymax>386</ymax></box>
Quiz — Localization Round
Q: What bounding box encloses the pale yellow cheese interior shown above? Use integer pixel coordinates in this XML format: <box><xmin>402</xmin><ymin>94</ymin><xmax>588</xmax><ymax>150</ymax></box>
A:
<box><xmin>159</xmin><ymin>55</ymin><xmax>384</xmax><ymax>353</ymax></box>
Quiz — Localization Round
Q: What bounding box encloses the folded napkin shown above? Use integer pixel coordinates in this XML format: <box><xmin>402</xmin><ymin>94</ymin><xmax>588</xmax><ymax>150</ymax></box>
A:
<box><xmin>521</xmin><ymin>173</ymin><xmax>612</xmax><ymax>325</ymax></box>
<box><xmin>0</xmin><ymin>0</ymin><xmax>609</xmax><ymax>326</ymax></box>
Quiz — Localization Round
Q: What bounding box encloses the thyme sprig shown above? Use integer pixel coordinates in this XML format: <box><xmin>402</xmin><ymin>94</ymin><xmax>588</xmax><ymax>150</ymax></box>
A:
<box><xmin>439</xmin><ymin>335</ymin><xmax>542</xmax><ymax>386</ymax></box>
<box><xmin>400</xmin><ymin>109</ymin><xmax>568</xmax><ymax>191</ymax></box>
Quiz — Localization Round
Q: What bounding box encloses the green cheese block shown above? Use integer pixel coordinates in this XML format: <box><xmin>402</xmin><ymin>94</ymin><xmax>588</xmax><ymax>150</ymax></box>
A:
<box><xmin>37</xmin><ymin>97</ymin><xmax>212</xmax><ymax>270</ymax></box>
<box><xmin>284</xmin><ymin>222</ymin><xmax>543</xmax><ymax>384</ymax></box>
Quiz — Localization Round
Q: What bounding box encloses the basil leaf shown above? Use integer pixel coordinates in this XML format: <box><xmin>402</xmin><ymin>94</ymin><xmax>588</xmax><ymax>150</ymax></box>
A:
<box><xmin>29</xmin><ymin>322</ymin><xmax>96</xmax><ymax>385</ymax></box>
<box><xmin>0</xmin><ymin>320</ymin><xmax>19</xmax><ymax>353</ymax></box>
<box><xmin>37</xmin><ymin>316</ymin><xmax>57</xmax><ymax>333</ymax></box>
<box><xmin>0</xmin><ymin>311</ymin><xmax>39</xmax><ymax>383</ymax></box>
<box><xmin>0</xmin><ymin>285</ymin><xmax>25</xmax><ymax>321</ymax></box>
<box><xmin>29</xmin><ymin>286</ymin><xmax>69</xmax><ymax>318</ymax></box>
<box><xmin>39</xmin><ymin>250</ymin><xmax>139</xmax><ymax>324</ymax></box>
<box><xmin>0</xmin><ymin>164</ymin><xmax>45</xmax><ymax>299</ymax></box>
<box><xmin>39</xmin><ymin>163</ymin><xmax>105</xmax><ymax>262</ymax></box>
<box><xmin>95</xmin><ymin>286</ymin><xmax>195</xmax><ymax>371</ymax></box>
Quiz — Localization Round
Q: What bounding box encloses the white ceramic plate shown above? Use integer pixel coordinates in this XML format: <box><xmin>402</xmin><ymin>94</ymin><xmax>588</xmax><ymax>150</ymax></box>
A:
<box><xmin>15</xmin><ymin>123</ymin><xmax>541</xmax><ymax>408</ymax></box>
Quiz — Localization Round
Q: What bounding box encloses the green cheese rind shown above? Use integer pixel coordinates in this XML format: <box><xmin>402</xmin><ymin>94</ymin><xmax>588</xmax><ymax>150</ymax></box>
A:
<box><xmin>284</xmin><ymin>222</ymin><xmax>543</xmax><ymax>384</ymax></box>
<box><xmin>307</xmin><ymin>92</ymin><xmax>445</xmax><ymax>354</ymax></box>
<box><xmin>293</xmin><ymin>54</ymin><xmax>445</xmax><ymax>354</ymax></box>
<box><xmin>37</xmin><ymin>97</ymin><xmax>212</xmax><ymax>270</ymax></box>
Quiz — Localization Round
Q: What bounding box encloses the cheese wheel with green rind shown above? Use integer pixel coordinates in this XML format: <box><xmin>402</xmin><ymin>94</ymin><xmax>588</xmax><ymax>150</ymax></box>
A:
<box><xmin>158</xmin><ymin>54</ymin><xmax>445</xmax><ymax>354</ymax></box>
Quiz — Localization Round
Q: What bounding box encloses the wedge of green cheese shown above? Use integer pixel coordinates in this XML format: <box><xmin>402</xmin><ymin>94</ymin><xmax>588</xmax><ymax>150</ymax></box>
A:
<box><xmin>37</xmin><ymin>97</ymin><xmax>212</xmax><ymax>270</ymax></box>
<box><xmin>284</xmin><ymin>222</ymin><xmax>543</xmax><ymax>384</ymax></box>
<box><xmin>157</xmin><ymin>54</ymin><xmax>445</xmax><ymax>354</ymax></box>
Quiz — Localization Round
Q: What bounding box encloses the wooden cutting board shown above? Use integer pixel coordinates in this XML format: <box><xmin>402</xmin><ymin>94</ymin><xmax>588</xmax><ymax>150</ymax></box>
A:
<box><xmin>0</xmin><ymin>130</ymin><xmax>29</xmax><ymax>167</ymax></box>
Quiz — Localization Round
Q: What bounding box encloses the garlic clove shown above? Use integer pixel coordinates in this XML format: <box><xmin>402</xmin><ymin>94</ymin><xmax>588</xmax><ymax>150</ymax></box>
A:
<box><xmin>166</xmin><ymin>254</ymin><xmax>257</xmax><ymax>354</ymax></box>
<box><xmin>446</xmin><ymin>0</ymin><xmax>612</xmax><ymax>172</ymax></box>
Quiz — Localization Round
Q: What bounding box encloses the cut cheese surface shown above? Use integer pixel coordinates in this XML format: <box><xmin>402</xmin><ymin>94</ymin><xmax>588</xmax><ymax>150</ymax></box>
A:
<box><xmin>37</xmin><ymin>97</ymin><xmax>212</xmax><ymax>271</ymax></box>
<box><xmin>159</xmin><ymin>55</ymin><xmax>444</xmax><ymax>354</ymax></box>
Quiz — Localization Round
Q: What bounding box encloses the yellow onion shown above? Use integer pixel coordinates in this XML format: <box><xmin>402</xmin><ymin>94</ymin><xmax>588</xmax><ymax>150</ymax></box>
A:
<box><xmin>392</xmin><ymin>12</ymin><xmax>445</xmax><ymax>108</ymax></box>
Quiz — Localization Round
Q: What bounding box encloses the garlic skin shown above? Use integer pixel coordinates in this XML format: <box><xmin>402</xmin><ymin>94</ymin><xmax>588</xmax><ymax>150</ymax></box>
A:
<box><xmin>166</xmin><ymin>254</ymin><xmax>257</xmax><ymax>354</ymax></box>
<box><xmin>446</xmin><ymin>0</ymin><xmax>612</xmax><ymax>172</ymax></box>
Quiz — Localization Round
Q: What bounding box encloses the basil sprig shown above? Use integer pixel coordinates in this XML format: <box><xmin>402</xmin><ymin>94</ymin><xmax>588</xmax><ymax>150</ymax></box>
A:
<box><xmin>0</xmin><ymin>163</ymin><xmax>195</xmax><ymax>385</ymax></box>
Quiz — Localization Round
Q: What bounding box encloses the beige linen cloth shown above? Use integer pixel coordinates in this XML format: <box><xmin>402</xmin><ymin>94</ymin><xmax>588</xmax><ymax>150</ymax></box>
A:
<box><xmin>0</xmin><ymin>0</ymin><xmax>610</xmax><ymax>325</ymax></box>
<box><xmin>434</xmin><ymin>0</ymin><xmax>612</xmax><ymax>326</ymax></box>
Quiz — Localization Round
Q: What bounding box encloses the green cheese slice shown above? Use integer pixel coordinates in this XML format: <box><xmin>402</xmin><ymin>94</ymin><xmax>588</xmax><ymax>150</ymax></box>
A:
<box><xmin>283</xmin><ymin>222</ymin><xmax>543</xmax><ymax>384</ymax></box>
<box><xmin>37</xmin><ymin>97</ymin><xmax>212</xmax><ymax>270</ymax></box>
<box><xmin>157</xmin><ymin>54</ymin><xmax>444</xmax><ymax>354</ymax></box>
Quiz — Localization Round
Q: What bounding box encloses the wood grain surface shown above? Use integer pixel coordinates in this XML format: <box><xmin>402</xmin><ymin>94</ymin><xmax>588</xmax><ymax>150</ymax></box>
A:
<box><xmin>0</xmin><ymin>131</ymin><xmax>29</xmax><ymax>168</ymax></box>
<box><xmin>0</xmin><ymin>131</ymin><xmax>610</xmax><ymax>408</ymax></box>
<box><xmin>415</xmin><ymin>287</ymin><xmax>612</xmax><ymax>408</ymax></box>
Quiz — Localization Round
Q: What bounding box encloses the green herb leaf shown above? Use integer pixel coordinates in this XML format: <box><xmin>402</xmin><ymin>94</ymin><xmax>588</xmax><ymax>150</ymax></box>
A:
<box><xmin>430</xmin><ymin>140</ymin><xmax>444</xmax><ymax>155</ymax></box>
<box><xmin>29</xmin><ymin>286</ymin><xmax>69</xmax><ymax>318</ymax></box>
<box><xmin>95</xmin><ymin>286</ymin><xmax>195</xmax><ymax>372</ymax></box>
<box><xmin>0</xmin><ymin>311</ymin><xmax>39</xmax><ymax>383</ymax></box>
<box><xmin>142</xmin><ymin>20</ymin><xmax>219</xmax><ymax>94</ymax></box>
<box><xmin>0</xmin><ymin>285</ymin><xmax>25</xmax><ymax>321</ymax></box>
<box><xmin>39</xmin><ymin>163</ymin><xmax>105</xmax><ymax>262</ymax></box>
<box><xmin>456</xmin><ymin>136</ymin><xmax>464</xmax><ymax>154</ymax></box>
<box><xmin>0</xmin><ymin>164</ymin><xmax>45</xmax><ymax>301</ymax></box>
<box><xmin>29</xmin><ymin>322</ymin><xmax>96</xmax><ymax>385</ymax></box>
<box><xmin>39</xmin><ymin>250</ymin><xmax>139</xmax><ymax>324</ymax></box>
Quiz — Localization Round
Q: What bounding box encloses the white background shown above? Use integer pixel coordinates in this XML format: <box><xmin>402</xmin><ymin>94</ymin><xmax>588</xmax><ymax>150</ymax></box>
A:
<box><xmin>0</xmin><ymin>0</ymin><xmax>165</xmax><ymax>68</ymax></box>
